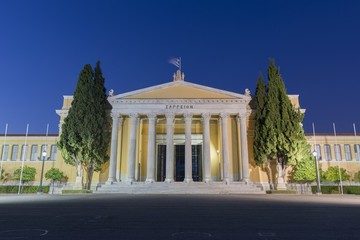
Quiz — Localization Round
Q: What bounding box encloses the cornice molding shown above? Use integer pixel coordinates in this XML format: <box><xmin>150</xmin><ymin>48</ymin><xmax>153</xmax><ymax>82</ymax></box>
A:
<box><xmin>111</xmin><ymin>98</ymin><xmax>248</xmax><ymax>104</ymax></box>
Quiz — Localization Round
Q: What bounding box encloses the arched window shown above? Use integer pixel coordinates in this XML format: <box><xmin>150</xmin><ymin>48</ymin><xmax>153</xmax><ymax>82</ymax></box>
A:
<box><xmin>11</xmin><ymin>145</ymin><xmax>18</xmax><ymax>161</ymax></box>
<box><xmin>344</xmin><ymin>144</ymin><xmax>352</xmax><ymax>161</ymax></box>
<box><xmin>355</xmin><ymin>144</ymin><xmax>360</xmax><ymax>161</ymax></box>
<box><xmin>1</xmin><ymin>145</ymin><xmax>9</xmax><ymax>161</ymax></box>
<box><xmin>334</xmin><ymin>144</ymin><xmax>342</xmax><ymax>161</ymax></box>
<box><xmin>324</xmin><ymin>144</ymin><xmax>332</xmax><ymax>161</ymax></box>
<box><xmin>315</xmin><ymin>144</ymin><xmax>322</xmax><ymax>160</ymax></box>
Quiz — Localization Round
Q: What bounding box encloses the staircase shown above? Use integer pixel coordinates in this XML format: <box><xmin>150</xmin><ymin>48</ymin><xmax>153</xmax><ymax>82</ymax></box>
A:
<box><xmin>96</xmin><ymin>181</ymin><xmax>265</xmax><ymax>194</ymax></box>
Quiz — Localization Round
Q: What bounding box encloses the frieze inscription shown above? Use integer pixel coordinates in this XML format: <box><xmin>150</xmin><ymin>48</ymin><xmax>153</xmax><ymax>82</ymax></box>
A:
<box><xmin>165</xmin><ymin>104</ymin><xmax>194</xmax><ymax>109</ymax></box>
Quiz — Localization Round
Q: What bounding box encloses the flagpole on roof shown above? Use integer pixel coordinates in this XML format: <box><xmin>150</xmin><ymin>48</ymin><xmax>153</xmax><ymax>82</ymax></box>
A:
<box><xmin>18</xmin><ymin>124</ymin><xmax>29</xmax><ymax>195</ymax></box>
<box><xmin>0</xmin><ymin>124</ymin><xmax>8</xmax><ymax>181</ymax></box>
<box><xmin>333</xmin><ymin>123</ymin><xmax>343</xmax><ymax>195</ymax></box>
<box><xmin>353</xmin><ymin>123</ymin><xmax>357</xmax><ymax>136</ymax></box>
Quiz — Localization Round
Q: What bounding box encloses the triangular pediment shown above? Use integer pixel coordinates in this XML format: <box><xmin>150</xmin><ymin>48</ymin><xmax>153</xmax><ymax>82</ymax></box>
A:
<box><xmin>112</xmin><ymin>81</ymin><xmax>248</xmax><ymax>100</ymax></box>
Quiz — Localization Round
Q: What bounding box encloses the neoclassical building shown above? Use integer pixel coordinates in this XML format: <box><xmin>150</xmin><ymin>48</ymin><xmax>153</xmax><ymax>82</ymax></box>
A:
<box><xmin>0</xmin><ymin>70</ymin><xmax>359</xmax><ymax>192</ymax></box>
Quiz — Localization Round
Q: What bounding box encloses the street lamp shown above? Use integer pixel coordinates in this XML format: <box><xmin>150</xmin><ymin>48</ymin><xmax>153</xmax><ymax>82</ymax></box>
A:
<box><xmin>312</xmin><ymin>150</ymin><xmax>321</xmax><ymax>194</ymax></box>
<box><xmin>38</xmin><ymin>150</ymin><xmax>47</xmax><ymax>193</ymax></box>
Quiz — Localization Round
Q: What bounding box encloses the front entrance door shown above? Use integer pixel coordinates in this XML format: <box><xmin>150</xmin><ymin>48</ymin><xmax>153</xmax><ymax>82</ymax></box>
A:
<box><xmin>156</xmin><ymin>145</ymin><xmax>166</xmax><ymax>182</ymax></box>
<box><xmin>156</xmin><ymin>144</ymin><xmax>203</xmax><ymax>182</ymax></box>
<box><xmin>175</xmin><ymin>145</ymin><xmax>185</xmax><ymax>181</ymax></box>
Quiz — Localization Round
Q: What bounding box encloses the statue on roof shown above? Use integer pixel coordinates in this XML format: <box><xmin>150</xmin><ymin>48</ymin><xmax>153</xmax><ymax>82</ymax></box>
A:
<box><xmin>173</xmin><ymin>70</ymin><xmax>185</xmax><ymax>81</ymax></box>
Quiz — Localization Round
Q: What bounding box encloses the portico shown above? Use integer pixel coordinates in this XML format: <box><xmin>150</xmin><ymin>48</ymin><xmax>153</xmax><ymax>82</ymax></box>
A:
<box><xmin>105</xmin><ymin>71</ymin><xmax>251</xmax><ymax>185</ymax></box>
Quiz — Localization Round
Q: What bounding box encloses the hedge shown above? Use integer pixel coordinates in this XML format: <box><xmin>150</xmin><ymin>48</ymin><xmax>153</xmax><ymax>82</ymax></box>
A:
<box><xmin>0</xmin><ymin>185</ymin><xmax>50</xmax><ymax>194</ymax></box>
<box><xmin>266</xmin><ymin>190</ymin><xmax>297</xmax><ymax>194</ymax></box>
<box><xmin>62</xmin><ymin>189</ymin><xmax>93</xmax><ymax>194</ymax></box>
<box><xmin>311</xmin><ymin>186</ymin><xmax>360</xmax><ymax>195</ymax></box>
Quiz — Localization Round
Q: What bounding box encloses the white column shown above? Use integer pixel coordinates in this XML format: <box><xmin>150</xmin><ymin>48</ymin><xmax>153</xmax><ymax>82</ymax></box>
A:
<box><xmin>239</xmin><ymin>112</ymin><xmax>250</xmax><ymax>183</ymax></box>
<box><xmin>202</xmin><ymin>113</ymin><xmax>211</xmax><ymax>183</ymax></box>
<box><xmin>184</xmin><ymin>113</ymin><xmax>193</xmax><ymax>183</ymax></box>
<box><xmin>165</xmin><ymin>112</ymin><xmax>175</xmax><ymax>183</ymax></box>
<box><xmin>145</xmin><ymin>113</ymin><xmax>157</xmax><ymax>183</ymax></box>
<box><xmin>236</xmin><ymin>116</ymin><xmax>242</xmax><ymax>181</ymax></box>
<box><xmin>127</xmin><ymin>113</ymin><xmax>138</xmax><ymax>184</ymax></box>
<box><xmin>220</xmin><ymin>112</ymin><xmax>230</xmax><ymax>184</ymax></box>
<box><xmin>106</xmin><ymin>112</ymin><xmax>121</xmax><ymax>184</ymax></box>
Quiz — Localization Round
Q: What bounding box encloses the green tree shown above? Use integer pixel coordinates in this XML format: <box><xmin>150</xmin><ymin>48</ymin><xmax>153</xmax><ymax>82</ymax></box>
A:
<box><xmin>13</xmin><ymin>166</ymin><xmax>36</xmax><ymax>184</ymax></box>
<box><xmin>293</xmin><ymin>157</ymin><xmax>316</xmax><ymax>183</ymax></box>
<box><xmin>58</xmin><ymin>64</ymin><xmax>94</xmax><ymax>188</ymax></box>
<box><xmin>58</xmin><ymin>62</ymin><xmax>110</xmax><ymax>190</ymax></box>
<box><xmin>324</xmin><ymin>166</ymin><xmax>350</xmax><ymax>185</ymax></box>
<box><xmin>83</xmin><ymin>61</ymin><xmax>110</xmax><ymax>189</ymax></box>
<box><xmin>253</xmin><ymin>59</ymin><xmax>310</xmax><ymax>189</ymax></box>
<box><xmin>45</xmin><ymin>168</ymin><xmax>65</xmax><ymax>194</ymax></box>
<box><xmin>253</xmin><ymin>74</ymin><xmax>273</xmax><ymax>187</ymax></box>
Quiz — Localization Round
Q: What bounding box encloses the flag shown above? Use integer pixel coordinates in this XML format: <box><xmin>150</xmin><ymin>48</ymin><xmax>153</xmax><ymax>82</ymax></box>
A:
<box><xmin>169</xmin><ymin>57</ymin><xmax>181</xmax><ymax>69</ymax></box>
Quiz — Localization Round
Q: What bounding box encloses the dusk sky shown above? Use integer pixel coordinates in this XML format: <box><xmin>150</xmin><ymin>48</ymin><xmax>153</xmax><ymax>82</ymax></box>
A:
<box><xmin>1</xmin><ymin>1</ymin><xmax>359</xmax><ymax>134</ymax></box>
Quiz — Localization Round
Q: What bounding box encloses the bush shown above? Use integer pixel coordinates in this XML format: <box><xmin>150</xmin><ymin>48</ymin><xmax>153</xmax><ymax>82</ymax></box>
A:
<box><xmin>0</xmin><ymin>185</ymin><xmax>49</xmax><ymax>193</ymax></box>
<box><xmin>266</xmin><ymin>190</ymin><xmax>297</xmax><ymax>194</ymax></box>
<box><xmin>311</xmin><ymin>185</ymin><xmax>360</xmax><ymax>195</ymax></box>
<box><xmin>62</xmin><ymin>189</ymin><xmax>92</xmax><ymax>194</ymax></box>
<box><xmin>13</xmin><ymin>166</ymin><xmax>37</xmax><ymax>184</ymax></box>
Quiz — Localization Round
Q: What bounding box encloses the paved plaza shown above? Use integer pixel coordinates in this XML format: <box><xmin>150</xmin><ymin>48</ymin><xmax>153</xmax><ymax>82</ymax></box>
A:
<box><xmin>0</xmin><ymin>194</ymin><xmax>359</xmax><ymax>239</ymax></box>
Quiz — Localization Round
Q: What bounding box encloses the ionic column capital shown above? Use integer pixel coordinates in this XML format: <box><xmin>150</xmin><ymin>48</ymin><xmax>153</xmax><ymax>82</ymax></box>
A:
<box><xmin>111</xmin><ymin>111</ymin><xmax>120</xmax><ymax>119</ymax></box>
<box><xmin>220</xmin><ymin>112</ymin><xmax>230</xmax><ymax>119</ymax></box>
<box><xmin>147</xmin><ymin>113</ymin><xmax>157</xmax><ymax>119</ymax></box>
<box><xmin>202</xmin><ymin>112</ymin><xmax>211</xmax><ymax>120</ymax></box>
<box><xmin>165</xmin><ymin>112</ymin><xmax>175</xmax><ymax>119</ymax></box>
<box><xmin>184</xmin><ymin>113</ymin><xmax>193</xmax><ymax>122</ymax></box>
<box><xmin>129</xmin><ymin>113</ymin><xmax>138</xmax><ymax>119</ymax></box>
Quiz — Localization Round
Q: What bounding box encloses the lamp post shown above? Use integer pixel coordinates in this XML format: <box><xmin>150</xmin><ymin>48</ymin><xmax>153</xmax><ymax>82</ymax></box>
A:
<box><xmin>312</xmin><ymin>150</ymin><xmax>321</xmax><ymax>194</ymax></box>
<box><xmin>38</xmin><ymin>150</ymin><xmax>46</xmax><ymax>193</ymax></box>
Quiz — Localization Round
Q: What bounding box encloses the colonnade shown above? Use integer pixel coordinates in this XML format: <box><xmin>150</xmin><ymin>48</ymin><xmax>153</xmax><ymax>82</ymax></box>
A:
<box><xmin>106</xmin><ymin>112</ymin><xmax>250</xmax><ymax>184</ymax></box>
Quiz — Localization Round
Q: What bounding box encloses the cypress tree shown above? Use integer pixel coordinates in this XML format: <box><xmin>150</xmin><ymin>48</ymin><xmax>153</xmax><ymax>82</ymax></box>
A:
<box><xmin>253</xmin><ymin>73</ymin><xmax>267</xmax><ymax>165</ymax></box>
<box><xmin>83</xmin><ymin>61</ymin><xmax>110</xmax><ymax>189</ymax></box>
<box><xmin>58</xmin><ymin>62</ymin><xmax>110</xmax><ymax>190</ymax></box>
<box><xmin>253</xmin><ymin>59</ymin><xmax>310</xmax><ymax>189</ymax></box>
<box><xmin>58</xmin><ymin>64</ymin><xmax>94</xmax><ymax>187</ymax></box>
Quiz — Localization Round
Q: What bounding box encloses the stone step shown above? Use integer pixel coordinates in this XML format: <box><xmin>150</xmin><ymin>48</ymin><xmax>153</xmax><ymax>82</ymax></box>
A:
<box><xmin>96</xmin><ymin>182</ymin><xmax>265</xmax><ymax>194</ymax></box>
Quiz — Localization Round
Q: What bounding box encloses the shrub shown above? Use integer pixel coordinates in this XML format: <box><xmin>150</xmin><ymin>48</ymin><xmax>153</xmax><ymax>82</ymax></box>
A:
<box><xmin>13</xmin><ymin>166</ymin><xmax>37</xmax><ymax>184</ymax></box>
<box><xmin>311</xmin><ymin>186</ymin><xmax>360</xmax><ymax>195</ymax></box>
<box><xmin>0</xmin><ymin>185</ymin><xmax>49</xmax><ymax>193</ymax></box>
<box><xmin>62</xmin><ymin>189</ymin><xmax>92</xmax><ymax>194</ymax></box>
<box><xmin>266</xmin><ymin>190</ymin><xmax>297</xmax><ymax>194</ymax></box>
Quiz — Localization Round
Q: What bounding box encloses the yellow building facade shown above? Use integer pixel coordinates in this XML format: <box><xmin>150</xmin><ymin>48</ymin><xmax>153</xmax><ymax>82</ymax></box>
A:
<box><xmin>1</xmin><ymin>71</ymin><xmax>359</xmax><ymax>191</ymax></box>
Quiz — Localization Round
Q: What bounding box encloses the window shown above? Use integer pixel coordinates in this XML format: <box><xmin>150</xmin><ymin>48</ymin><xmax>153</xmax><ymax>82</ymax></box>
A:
<box><xmin>315</xmin><ymin>144</ymin><xmax>322</xmax><ymax>160</ymax></box>
<box><xmin>344</xmin><ymin>144</ymin><xmax>352</xmax><ymax>161</ymax></box>
<box><xmin>355</xmin><ymin>144</ymin><xmax>360</xmax><ymax>161</ymax></box>
<box><xmin>20</xmin><ymin>145</ymin><xmax>28</xmax><ymax>161</ymax></box>
<box><xmin>1</xmin><ymin>145</ymin><xmax>9</xmax><ymax>161</ymax></box>
<box><xmin>30</xmin><ymin>145</ymin><xmax>38</xmax><ymax>161</ymax></box>
<box><xmin>40</xmin><ymin>145</ymin><xmax>47</xmax><ymax>160</ymax></box>
<box><xmin>11</xmin><ymin>145</ymin><xmax>19</xmax><ymax>161</ymax></box>
<box><xmin>324</xmin><ymin>144</ymin><xmax>332</xmax><ymax>161</ymax></box>
<box><xmin>334</xmin><ymin>144</ymin><xmax>342</xmax><ymax>161</ymax></box>
<box><xmin>50</xmin><ymin>145</ymin><xmax>57</xmax><ymax>161</ymax></box>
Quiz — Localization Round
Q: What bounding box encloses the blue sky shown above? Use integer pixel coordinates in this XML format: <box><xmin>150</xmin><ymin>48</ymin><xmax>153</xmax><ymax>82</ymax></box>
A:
<box><xmin>1</xmin><ymin>0</ymin><xmax>359</xmax><ymax>134</ymax></box>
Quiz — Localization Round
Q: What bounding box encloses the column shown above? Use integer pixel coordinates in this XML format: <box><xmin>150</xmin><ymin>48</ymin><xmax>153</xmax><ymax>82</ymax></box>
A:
<box><xmin>202</xmin><ymin>113</ymin><xmax>211</xmax><ymax>183</ymax></box>
<box><xmin>220</xmin><ymin>112</ymin><xmax>230</xmax><ymax>184</ymax></box>
<box><xmin>127</xmin><ymin>113</ymin><xmax>138</xmax><ymax>184</ymax></box>
<box><xmin>184</xmin><ymin>113</ymin><xmax>193</xmax><ymax>183</ymax></box>
<box><xmin>236</xmin><ymin>116</ymin><xmax>242</xmax><ymax>181</ymax></box>
<box><xmin>145</xmin><ymin>113</ymin><xmax>157</xmax><ymax>183</ymax></box>
<box><xmin>106</xmin><ymin>112</ymin><xmax>121</xmax><ymax>184</ymax></box>
<box><xmin>165</xmin><ymin>112</ymin><xmax>175</xmax><ymax>183</ymax></box>
<box><xmin>239</xmin><ymin>112</ymin><xmax>250</xmax><ymax>183</ymax></box>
